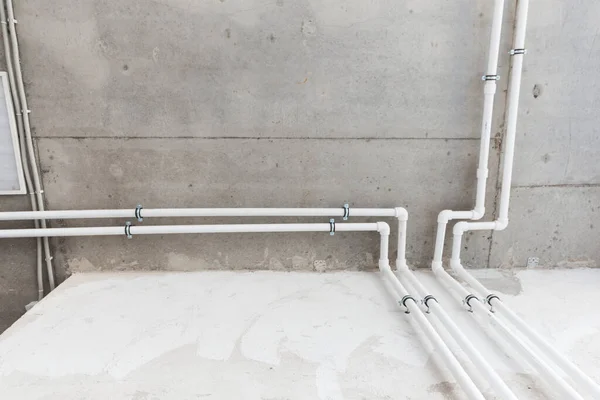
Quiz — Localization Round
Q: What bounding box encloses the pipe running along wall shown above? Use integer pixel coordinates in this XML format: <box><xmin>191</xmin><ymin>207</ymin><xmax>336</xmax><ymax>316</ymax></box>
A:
<box><xmin>444</xmin><ymin>0</ymin><xmax>600</xmax><ymax>397</ymax></box>
<box><xmin>3</xmin><ymin>0</ymin><xmax>55</xmax><ymax>292</ymax></box>
<box><xmin>430</xmin><ymin>0</ymin><xmax>506</xmax><ymax>273</ymax></box>
<box><xmin>0</xmin><ymin>1</ymin><xmax>595</xmax><ymax>398</ymax></box>
<box><xmin>0</xmin><ymin>206</ymin><xmax>530</xmax><ymax>398</ymax></box>
<box><xmin>0</xmin><ymin>207</ymin><xmax>410</xmax><ymax>272</ymax></box>
<box><xmin>0</xmin><ymin>0</ymin><xmax>44</xmax><ymax>300</ymax></box>
<box><xmin>0</xmin><ymin>220</ymin><xmax>486</xmax><ymax>399</ymax></box>
<box><xmin>0</xmin><ymin>206</ymin><xmax>525</xmax><ymax>398</ymax></box>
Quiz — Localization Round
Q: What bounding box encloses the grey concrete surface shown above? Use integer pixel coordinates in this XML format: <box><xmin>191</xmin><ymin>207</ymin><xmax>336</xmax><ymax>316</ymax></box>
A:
<box><xmin>490</xmin><ymin>186</ymin><xmax>600</xmax><ymax>268</ymax></box>
<box><xmin>2</xmin><ymin>269</ymin><xmax>600</xmax><ymax>399</ymax></box>
<box><xmin>17</xmin><ymin>0</ymin><xmax>512</xmax><ymax>139</ymax></box>
<box><xmin>1</xmin><ymin>0</ymin><xmax>600</xmax><ymax>331</ymax></box>
<box><xmin>0</xmin><ymin>45</ymin><xmax>42</xmax><ymax>333</ymax></box>
<box><xmin>511</xmin><ymin>0</ymin><xmax>600</xmax><ymax>186</ymax></box>
<box><xmin>37</xmin><ymin>137</ymin><xmax>497</xmax><ymax>272</ymax></box>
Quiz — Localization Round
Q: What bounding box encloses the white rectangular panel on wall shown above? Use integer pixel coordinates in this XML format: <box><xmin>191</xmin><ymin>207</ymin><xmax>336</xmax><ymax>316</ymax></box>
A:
<box><xmin>0</xmin><ymin>71</ymin><xmax>25</xmax><ymax>195</ymax></box>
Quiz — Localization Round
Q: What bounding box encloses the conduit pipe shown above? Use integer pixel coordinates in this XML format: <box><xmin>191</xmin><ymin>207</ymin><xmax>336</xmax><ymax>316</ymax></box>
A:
<box><xmin>0</xmin><ymin>3</ymin><xmax>43</xmax><ymax>300</ymax></box>
<box><xmin>395</xmin><ymin>271</ymin><xmax>518</xmax><ymax>399</ymax></box>
<box><xmin>0</xmin><ymin>206</ymin><xmax>409</xmax><ymax>267</ymax></box>
<box><xmin>379</xmin><ymin>263</ymin><xmax>485</xmax><ymax>400</ymax></box>
<box><xmin>392</xmin><ymin>212</ymin><xmax>519</xmax><ymax>399</ymax></box>
<box><xmin>445</xmin><ymin>0</ymin><xmax>600</xmax><ymax>396</ymax></box>
<box><xmin>431</xmin><ymin>0</ymin><xmax>506</xmax><ymax>272</ymax></box>
<box><xmin>5</xmin><ymin>0</ymin><xmax>55</xmax><ymax>291</ymax></box>
<box><xmin>0</xmin><ymin>218</ymin><xmax>484</xmax><ymax>400</ymax></box>
<box><xmin>436</xmin><ymin>266</ymin><xmax>585</xmax><ymax>400</ymax></box>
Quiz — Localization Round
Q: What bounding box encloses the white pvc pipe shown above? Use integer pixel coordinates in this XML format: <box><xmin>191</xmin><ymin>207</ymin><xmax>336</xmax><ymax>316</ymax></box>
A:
<box><xmin>434</xmin><ymin>268</ymin><xmax>585</xmax><ymax>400</ymax></box>
<box><xmin>0</xmin><ymin>207</ymin><xmax>399</xmax><ymax>220</ymax></box>
<box><xmin>0</xmin><ymin>207</ymin><xmax>406</xmax><ymax>268</ymax></box>
<box><xmin>380</xmin><ymin>265</ymin><xmax>485</xmax><ymax>400</ymax></box>
<box><xmin>5</xmin><ymin>0</ymin><xmax>55</xmax><ymax>290</ymax></box>
<box><xmin>431</xmin><ymin>0</ymin><xmax>506</xmax><ymax>269</ymax></box>
<box><xmin>474</xmin><ymin>0</ymin><xmax>505</xmax><ymax>215</ymax></box>
<box><xmin>0</xmin><ymin>223</ymin><xmax>383</xmax><ymax>239</ymax></box>
<box><xmin>397</xmin><ymin>269</ymin><xmax>519</xmax><ymax>400</ymax></box>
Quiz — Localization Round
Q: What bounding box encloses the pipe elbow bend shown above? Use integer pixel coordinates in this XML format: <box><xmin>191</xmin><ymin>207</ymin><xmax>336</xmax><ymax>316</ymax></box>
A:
<box><xmin>378</xmin><ymin>259</ymin><xmax>391</xmax><ymax>272</ymax></box>
<box><xmin>495</xmin><ymin>219</ymin><xmax>508</xmax><ymax>231</ymax></box>
<box><xmin>396</xmin><ymin>259</ymin><xmax>408</xmax><ymax>271</ymax></box>
<box><xmin>377</xmin><ymin>222</ymin><xmax>391</xmax><ymax>236</ymax></box>
<box><xmin>472</xmin><ymin>208</ymin><xmax>485</xmax><ymax>220</ymax></box>
<box><xmin>431</xmin><ymin>260</ymin><xmax>444</xmax><ymax>273</ymax></box>
<box><xmin>450</xmin><ymin>258</ymin><xmax>463</xmax><ymax>271</ymax></box>
<box><xmin>394</xmin><ymin>207</ymin><xmax>408</xmax><ymax>221</ymax></box>
<box><xmin>453</xmin><ymin>221</ymin><xmax>469</xmax><ymax>235</ymax></box>
<box><xmin>438</xmin><ymin>210</ymin><xmax>453</xmax><ymax>223</ymax></box>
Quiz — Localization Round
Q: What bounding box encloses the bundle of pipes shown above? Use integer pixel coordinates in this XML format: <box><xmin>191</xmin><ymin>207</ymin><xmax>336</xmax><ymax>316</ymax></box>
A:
<box><xmin>1</xmin><ymin>0</ymin><xmax>599</xmax><ymax>398</ymax></box>
<box><xmin>0</xmin><ymin>0</ymin><xmax>55</xmax><ymax>299</ymax></box>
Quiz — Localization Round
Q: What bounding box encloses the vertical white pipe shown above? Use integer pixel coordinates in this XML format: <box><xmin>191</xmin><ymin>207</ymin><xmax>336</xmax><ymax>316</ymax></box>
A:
<box><xmin>497</xmin><ymin>0</ymin><xmax>529</xmax><ymax>224</ymax></box>
<box><xmin>431</xmin><ymin>0</ymin><xmax>506</xmax><ymax>267</ymax></box>
<box><xmin>5</xmin><ymin>0</ymin><xmax>55</xmax><ymax>290</ymax></box>
<box><xmin>395</xmin><ymin>208</ymin><xmax>408</xmax><ymax>267</ymax></box>
<box><xmin>442</xmin><ymin>2</ymin><xmax>598</xmax><ymax>393</ymax></box>
<box><xmin>432</xmin><ymin>221</ymin><xmax>448</xmax><ymax>266</ymax></box>
<box><xmin>474</xmin><ymin>0</ymin><xmax>505</xmax><ymax>214</ymax></box>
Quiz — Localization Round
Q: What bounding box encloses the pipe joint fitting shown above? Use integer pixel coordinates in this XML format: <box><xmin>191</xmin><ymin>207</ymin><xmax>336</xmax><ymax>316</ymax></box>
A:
<box><xmin>394</xmin><ymin>207</ymin><xmax>408</xmax><ymax>221</ymax></box>
<box><xmin>396</xmin><ymin>259</ymin><xmax>409</xmax><ymax>271</ymax></box>
<box><xmin>431</xmin><ymin>260</ymin><xmax>444</xmax><ymax>273</ymax></box>
<box><xmin>495</xmin><ymin>219</ymin><xmax>508</xmax><ymax>231</ymax></box>
<box><xmin>450</xmin><ymin>258</ymin><xmax>462</xmax><ymax>270</ymax></box>
<box><xmin>377</xmin><ymin>222</ymin><xmax>391</xmax><ymax>236</ymax></box>
<box><xmin>471</xmin><ymin>208</ymin><xmax>485</xmax><ymax>220</ymax></box>
<box><xmin>437</xmin><ymin>210</ymin><xmax>453</xmax><ymax>223</ymax></box>
<box><xmin>378</xmin><ymin>259</ymin><xmax>390</xmax><ymax>272</ymax></box>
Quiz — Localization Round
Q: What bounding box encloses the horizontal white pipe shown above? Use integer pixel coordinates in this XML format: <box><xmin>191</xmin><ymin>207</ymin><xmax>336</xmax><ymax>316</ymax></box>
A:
<box><xmin>435</xmin><ymin>268</ymin><xmax>585</xmax><ymax>400</ymax></box>
<box><xmin>0</xmin><ymin>223</ymin><xmax>384</xmax><ymax>239</ymax></box>
<box><xmin>0</xmin><ymin>207</ymin><xmax>401</xmax><ymax>221</ymax></box>
<box><xmin>380</xmin><ymin>266</ymin><xmax>485</xmax><ymax>400</ymax></box>
<box><xmin>397</xmin><ymin>269</ymin><xmax>519</xmax><ymax>400</ymax></box>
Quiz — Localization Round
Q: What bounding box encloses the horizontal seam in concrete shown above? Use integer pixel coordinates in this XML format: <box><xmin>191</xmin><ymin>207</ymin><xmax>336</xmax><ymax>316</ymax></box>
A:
<box><xmin>513</xmin><ymin>183</ymin><xmax>600</xmax><ymax>189</ymax></box>
<box><xmin>35</xmin><ymin>136</ymin><xmax>492</xmax><ymax>141</ymax></box>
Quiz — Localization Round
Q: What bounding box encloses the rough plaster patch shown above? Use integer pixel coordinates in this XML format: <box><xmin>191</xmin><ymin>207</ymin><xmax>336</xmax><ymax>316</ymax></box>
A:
<box><xmin>67</xmin><ymin>257</ymin><xmax>97</xmax><ymax>272</ymax></box>
<box><xmin>166</xmin><ymin>253</ymin><xmax>212</xmax><ymax>271</ymax></box>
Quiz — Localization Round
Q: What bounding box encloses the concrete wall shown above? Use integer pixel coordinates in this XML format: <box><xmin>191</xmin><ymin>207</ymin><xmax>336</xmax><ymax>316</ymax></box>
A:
<box><xmin>1</xmin><ymin>0</ymin><xmax>599</xmax><ymax>327</ymax></box>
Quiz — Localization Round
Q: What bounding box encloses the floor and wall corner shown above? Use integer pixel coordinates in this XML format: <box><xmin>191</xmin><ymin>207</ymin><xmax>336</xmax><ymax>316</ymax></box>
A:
<box><xmin>0</xmin><ymin>0</ymin><xmax>599</xmax><ymax>398</ymax></box>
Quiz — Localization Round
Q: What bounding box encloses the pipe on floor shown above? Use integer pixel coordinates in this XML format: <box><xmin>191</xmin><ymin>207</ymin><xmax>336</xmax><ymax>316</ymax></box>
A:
<box><xmin>396</xmin><ymin>268</ymin><xmax>519</xmax><ymax>400</ymax></box>
<box><xmin>0</xmin><ymin>219</ymin><xmax>485</xmax><ymax>399</ymax></box>
<box><xmin>379</xmin><ymin>264</ymin><xmax>485</xmax><ymax>400</ymax></box>
<box><xmin>445</xmin><ymin>0</ymin><xmax>600</xmax><ymax>396</ymax></box>
<box><xmin>5</xmin><ymin>0</ymin><xmax>55</xmax><ymax>290</ymax></box>
<box><xmin>435</xmin><ymin>267</ymin><xmax>585</xmax><ymax>400</ymax></box>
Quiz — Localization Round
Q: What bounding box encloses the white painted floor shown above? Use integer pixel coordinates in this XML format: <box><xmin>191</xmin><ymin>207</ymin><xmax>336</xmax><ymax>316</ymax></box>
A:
<box><xmin>0</xmin><ymin>269</ymin><xmax>599</xmax><ymax>399</ymax></box>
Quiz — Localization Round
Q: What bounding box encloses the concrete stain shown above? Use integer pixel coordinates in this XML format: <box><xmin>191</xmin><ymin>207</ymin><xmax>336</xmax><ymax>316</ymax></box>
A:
<box><xmin>427</xmin><ymin>381</ymin><xmax>458</xmax><ymax>399</ymax></box>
